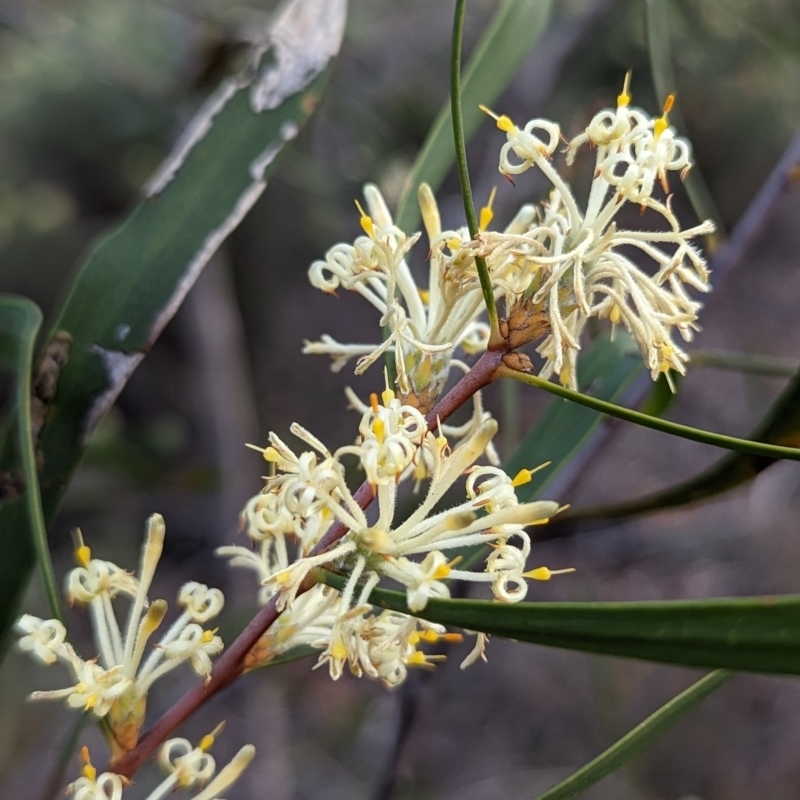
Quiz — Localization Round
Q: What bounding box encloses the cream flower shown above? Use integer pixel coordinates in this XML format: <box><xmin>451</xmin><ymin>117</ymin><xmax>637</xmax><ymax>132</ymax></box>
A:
<box><xmin>480</xmin><ymin>74</ymin><xmax>713</xmax><ymax>388</ymax></box>
<box><xmin>16</xmin><ymin>516</ymin><xmax>226</xmax><ymax>754</ymax></box>
<box><xmin>15</xmin><ymin>614</ymin><xmax>67</xmax><ymax>665</ymax></box>
<box><xmin>66</xmin><ymin>734</ymin><xmax>254</xmax><ymax>800</ymax></box>
<box><xmin>221</xmin><ymin>394</ymin><xmax>569</xmax><ymax>681</ymax></box>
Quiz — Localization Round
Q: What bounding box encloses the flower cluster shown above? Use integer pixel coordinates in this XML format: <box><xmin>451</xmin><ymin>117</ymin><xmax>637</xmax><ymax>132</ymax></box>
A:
<box><xmin>219</xmin><ymin>386</ymin><xmax>570</xmax><ymax>684</ymax></box>
<box><xmin>16</xmin><ymin>515</ymin><xmax>225</xmax><ymax>755</ymax></box>
<box><xmin>66</xmin><ymin>728</ymin><xmax>253</xmax><ymax>800</ymax></box>
<box><xmin>304</xmin><ymin>74</ymin><xmax>713</xmax><ymax>392</ymax></box>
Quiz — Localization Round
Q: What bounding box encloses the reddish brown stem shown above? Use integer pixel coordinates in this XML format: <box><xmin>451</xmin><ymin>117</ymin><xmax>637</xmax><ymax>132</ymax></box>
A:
<box><xmin>109</xmin><ymin>347</ymin><xmax>505</xmax><ymax>778</ymax></box>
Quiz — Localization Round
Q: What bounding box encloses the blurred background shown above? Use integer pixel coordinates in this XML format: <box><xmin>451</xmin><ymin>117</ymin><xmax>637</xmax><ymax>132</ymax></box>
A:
<box><xmin>1</xmin><ymin>0</ymin><xmax>800</xmax><ymax>797</ymax></box>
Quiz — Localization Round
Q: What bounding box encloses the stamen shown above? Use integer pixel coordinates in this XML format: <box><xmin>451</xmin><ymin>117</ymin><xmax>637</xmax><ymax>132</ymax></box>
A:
<box><xmin>479</xmin><ymin>186</ymin><xmax>497</xmax><ymax>232</ymax></box>
<box><xmin>199</xmin><ymin>721</ymin><xmax>225</xmax><ymax>752</ymax></box>
<box><xmin>80</xmin><ymin>746</ymin><xmax>96</xmax><ymax>782</ymax></box>
<box><xmin>523</xmin><ymin>566</ymin><xmax>576</xmax><ymax>581</ymax></box>
<box><xmin>381</xmin><ymin>371</ymin><xmax>395</xmax><ymax>406</ymax></box>
<box><xmin>354</xmin><ymin>199</ymin><xmax>376</xmax><ymax>238</ymax></box>
<box><xmin>369</xmin><ymin>392</ymin><xmax>379</xmax><ymax>413</ymax></box>
<box><xmin>479</xmin><ymin>104</ymin><xmax>517</xmax><ymax>134</ymax></box>
<box><xmin>617</xmin><ymin>69</ymin><xmax>632</xmax><ymax>107</ymax></box>
<box><xmin>72</xmin><ymin>528</ymin><xmax>91</xmax><ymax>568</ymax></box>
<box><xmin>654</xmin><ymin>93</ymin><xmax>675</xmax><ymax>139</ymax></box>
<box><xmin>511</xmin><ymin>462</ymin><xmax>550</xmax><ymax>487</ymax></box>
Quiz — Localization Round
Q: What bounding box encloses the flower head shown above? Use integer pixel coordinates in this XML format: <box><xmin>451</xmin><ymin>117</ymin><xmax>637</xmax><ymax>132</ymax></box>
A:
<box><xmin>16</xmin><ymin>516</ymin><xmax>226</xmax><ymax>755</ymax></box>
<box><xmin>220</xmin><ymin>396</ymin><xmax>570</xmax><ymax>681</ymax></box>
<box><xmin>479</xmin><ymin>75</ymin><xmax>713</xmax><ymax>388</ymax></box>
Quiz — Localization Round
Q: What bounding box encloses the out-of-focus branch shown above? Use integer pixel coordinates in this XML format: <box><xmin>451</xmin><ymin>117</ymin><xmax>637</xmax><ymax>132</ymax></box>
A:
<box><xmin>710</xmin><ymin>127</ymin><xmax>800</xmax><ymax>280</ymax></box>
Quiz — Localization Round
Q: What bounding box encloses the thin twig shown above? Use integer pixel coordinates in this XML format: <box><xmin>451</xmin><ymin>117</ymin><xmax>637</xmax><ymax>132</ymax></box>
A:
<box><xmin>710</xmin><ymin>127</ymin><xmax>800</xmax><ymax>280</ymax></box>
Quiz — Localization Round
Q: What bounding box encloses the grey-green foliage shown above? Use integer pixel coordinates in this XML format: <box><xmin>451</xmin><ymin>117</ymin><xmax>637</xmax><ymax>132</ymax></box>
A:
<box><xmin>0</xmin><ymin>0</ymin><xmax>348</xmax><ymax>657</ymax></box>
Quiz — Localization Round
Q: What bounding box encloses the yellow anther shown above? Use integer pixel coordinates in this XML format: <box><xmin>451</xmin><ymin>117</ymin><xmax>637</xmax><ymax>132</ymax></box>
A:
<box><xmin>418</xmin><ymin>288</ymin><xmax>430</xmax><ymax>304</ymax></box>
<box><xmin>369</xmin><ymin>392</ymin><xmax>379</xmax><ymax>413</ymax></box>
<box><xmin>654</xmin><ymin>93</ymin><xmax>675</xmax><ymax>139</ymax></box>
<box><xmin>407</xmin><ymin>650</ymin><xmax>428</xmax><ymax>666</ymax></box>
<box><xmin>199</xmin><ymin>722</ymin><xmax>225</xmax><ymax>752</ymax></box>
<box><xmin>381</xmin><ymin>369</ymin><xmax>395</xmax><ymax>406</ymax></box>
<box><xmin>433</xmin><ymin>555</ymin><xmax>462</xmax><ymax>580</ymax></box>
<box><xmin>558</xmin><ymin>363</ymin><xmax>571</xmax><ymax>387</ymax></box>
<box><xmin>523</xmin><ymin>566</ymin><xmax>576</xmax><ymax>581</ymax></box>
<box><xmin>201</xmin><ymin>628</ymin><xmax>217</xmax><ymax>644</ymax></box>
<box><xmin>660</xmin><ymin>342</ymin><xmax>675</xmax><ymax>359</ymax></box>
<box><xmin>262</xmin><ymin>446</ymin><xmax>280</xmax><ymax>463</ymax></box>
<box><xmin>479</xmin><ymin>104</ymin><xmax>517</xmax><ymax>134</ymax></box>
<box><xmin>80</xmin><ymin>747</ymin><xmax>97</xmax><ymax>782</ymax></box>
<box><xmin>330</xmin><ymin>641</ymin><xmax>348</xmax><ymax>660</ymax></box>
<box><xmin>371</xmin><ymin>418</ymin><xmax>386</xmax><ymax>443</ymax></box>
<box><xmin>610</xmin><ymin>303</ymin><xmax>622</xmax><ymax>324</ymax></box>
<box><xmin>447</xmin><ymin>236</ymin><xmax>462</xmax><ymax>251</ymax></box>
<box><xmin>512</xmin><ymin>468</ymin><xmax>534</xmax><ymax>487</ymax></box>
<box><xmin>72</xmin><ymin>528</ymin><xmax>92</xmax><ymax>568</ymax></box>
<box><xmin>414</xmin><ymin>461</ymin><xmax>428</xmax><ymax>481</ymax></box>
<box><xmin>617</xmin><ymin>70</ymin><xmax>632</xmax><ymax>108</ymax></box>
<box><xmin>354</xmin><ymin>199</ymin><xmax>375</xmax><ymax>238</ymax></box>
<box><xmin>479</xmin><ymin>186</ymin><xmax>497</xmax><ymax>232</ymax></box>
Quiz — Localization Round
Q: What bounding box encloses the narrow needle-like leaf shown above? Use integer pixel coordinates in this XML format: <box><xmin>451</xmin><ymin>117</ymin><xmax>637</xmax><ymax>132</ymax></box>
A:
<box><xmin>451</xmin><ymin>0</ymin><xmax>500</xmax><ymax>339</ymax></box>
<box><xmin>497</xmin><ymin>364</ymin><xmax>800</xmax><ymax>462</ymax></box>
<box><xmin>532</xmin><ymin>671</ymin><xmax>731</xmax><ymax>800</ymax></box>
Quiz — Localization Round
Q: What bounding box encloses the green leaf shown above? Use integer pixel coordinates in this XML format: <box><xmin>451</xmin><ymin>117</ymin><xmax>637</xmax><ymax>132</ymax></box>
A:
<box><xmin>0</xmin><ymin>0</ymin><xmax>347</xmax><ymax>655</ymax></box>
<box><xmin>0</xmin><ymin>295</ymin><xmax>63</xmax><ymax>631</ymax></box>
<box><xmin>498</xmin><ymin>364</ymin><xmax>800</xmax><ymax>462</ymax></box>
<box><xmin>561</xmin><ymin>362</ymin><xmax>800</xmax><ymax>524</ymax></box>
<box><xmin>394</xmin><ymin>0</ymin><xmax>553</xmax><ymax>233</ymax></box>
<box><xmin>325</xmin><ymin>576</ymin><xmax>800</xmax><ymax>676</ymax></box>
<box><xmin>532</xmin><ymin>670</ymin><xmax>731</xmax><ymax>800</ymax></box>
<box><xmin>505</xmin><ymin>333</ymin><xmax>644</xmax><ymax>503</ymax></box>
